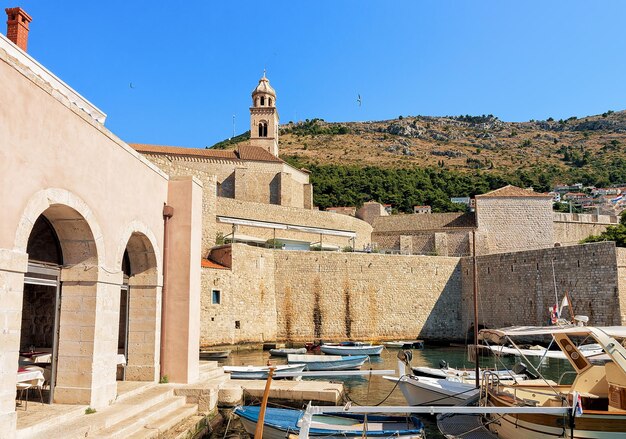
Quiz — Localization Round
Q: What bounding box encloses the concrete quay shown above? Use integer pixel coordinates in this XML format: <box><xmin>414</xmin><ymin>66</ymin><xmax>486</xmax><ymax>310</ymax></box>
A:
<box><xmin>226</xmin><ymin>379</ymin><xmax>344</xmax><ymax>406</ymax></box>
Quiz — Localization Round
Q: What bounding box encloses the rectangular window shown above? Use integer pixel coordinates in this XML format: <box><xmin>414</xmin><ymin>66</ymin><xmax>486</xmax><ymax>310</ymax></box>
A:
<box><xmin>212</xmin><ymin>289</ymin><xmax>221</xmax><ymax>305</ymax></box>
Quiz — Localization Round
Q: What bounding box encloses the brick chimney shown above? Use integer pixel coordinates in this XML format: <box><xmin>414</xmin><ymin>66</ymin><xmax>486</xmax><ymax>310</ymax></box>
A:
<box><xmin>5</xmin><ymin>7</ymin><xmax>32</xmax><ymax>52</ymax></box>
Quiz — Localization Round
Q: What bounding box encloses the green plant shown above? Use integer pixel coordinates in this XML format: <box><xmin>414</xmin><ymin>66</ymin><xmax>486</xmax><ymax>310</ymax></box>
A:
<box><xmin>215</xmin><ymin>232</ymin><xmax>225</xmax><ymax>245</ymax></box>
<box><xmin>85</xmin><ymin>407</ymin><xmax>96</xmax><ymax>415</ymax></box>
<box><xmin>159</xmin><ymin>375</ymin><xmax>169</xmax><ymax>384</ymax></box>
<box><xmin>342</xmin><ymin>246</ymin><xmax>354</xmax><ymax>252</ymax></box>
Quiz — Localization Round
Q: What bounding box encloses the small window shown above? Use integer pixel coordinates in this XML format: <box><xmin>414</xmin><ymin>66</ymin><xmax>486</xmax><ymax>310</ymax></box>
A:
<box><xmin>235</xmin><ymin>320</ymin><xmax>241</xmax><ymax>329</ymax></box>
<box><xmin>260</xmin><ymin>96</ymin><xmax>265</xmax><ymax>106</ymax></box>
<box><xmin>268</xmin><ymin>98</ymin><xmax>272</xmax><ymax>106</ymax></box>
<box><xmin>212</xmin><ymin>289</ymin><xmax>221</xmax><ymax>304</ymax></box>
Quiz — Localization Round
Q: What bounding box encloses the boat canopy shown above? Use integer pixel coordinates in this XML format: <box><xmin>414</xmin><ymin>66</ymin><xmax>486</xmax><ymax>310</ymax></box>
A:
<box><xmin>478</xmin><ymin>325</ymin><xmax>626</xmax><ymax>344</ymax></box>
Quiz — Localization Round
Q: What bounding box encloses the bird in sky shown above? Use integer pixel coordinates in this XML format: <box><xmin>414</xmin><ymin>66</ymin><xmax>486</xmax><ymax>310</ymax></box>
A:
<box><xmin>129</xmin><ymin>82</ymin><xmax>135</xmax><ymax>89</ymax></box>
<box><xmin>357</xmin><ymin>94</ymin><xmax>362</xmax><ymax>107</ymax></box>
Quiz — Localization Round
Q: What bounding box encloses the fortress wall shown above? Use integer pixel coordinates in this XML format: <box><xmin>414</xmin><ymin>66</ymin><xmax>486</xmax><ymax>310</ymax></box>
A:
<box><xmin>553</xmin><ymin>213</ymin><xmax>617</xmax><ymax>245</ymax></box>
<box><xmin>460</xmin><ymin>242</ymin><xmax>622</xmax><ymax>332</ymax></box>
<box><xmin>372</xmin><ymin>230</ymin><xmax>471</xmax><ymax>256</ymax></box>
<box><xmin>216</xmin><ymin>198</ymin><xmax>373</xmax><ymax>249</ymax></box>
<box><xmin>200</xmin><ymin>245</ymin><xmax>277</xmax><ymax>345</ymax></box>
<box><xmin>616</xmin><ymin>248</ymin><xmax>626</xmax><ymax>325</ymax></box>
<box><xmin>475</xmin><ymin>197</ymin><xmax>554</xmax><ymax>255</ymax></box>
<box><xmin>273</xmin><ymin>251</ymin><xmax>463</xmax><ymax>342</ymax></box>
<box><xmin>139</xmin><ymin>154</ymin><xmax>218</xmax><ymax>256</ymax></box>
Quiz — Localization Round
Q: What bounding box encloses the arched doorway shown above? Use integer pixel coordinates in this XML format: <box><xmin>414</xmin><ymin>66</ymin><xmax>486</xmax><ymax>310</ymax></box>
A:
<box><xmin>18</xmin><ymin>198</ymin><xmax>104</xmax><ymax>406</ymax></box>
<box><xmin>120</xmin><ymin>231</ymin><xmax>160</xmax><ymax>382</ymax></box>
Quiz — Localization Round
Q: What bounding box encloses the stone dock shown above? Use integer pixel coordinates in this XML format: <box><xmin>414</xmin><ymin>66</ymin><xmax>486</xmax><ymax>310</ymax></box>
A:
<box><xmin>14</xmin><ymin>361</ymin><xmax>344</xmax><ymax>438</ymax></box>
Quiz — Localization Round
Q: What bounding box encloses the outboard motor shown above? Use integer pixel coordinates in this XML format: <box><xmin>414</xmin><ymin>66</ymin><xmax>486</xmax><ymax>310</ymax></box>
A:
<box><xmin>439</xmin><ymin>359</ymin><xmax>448</xmax><ymax>370</ymax></box>
<box><xmin>397</xmin><ymin>350</ymin><xmax>413</xmax><ymax>376</ymax></box>
<box><xmin>513</xmin><ymin>362</ymin><xmax>538</xmax><ymax>380</ymax></box>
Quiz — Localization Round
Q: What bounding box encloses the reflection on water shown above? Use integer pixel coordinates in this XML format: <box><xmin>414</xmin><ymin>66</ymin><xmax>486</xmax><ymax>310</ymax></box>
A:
<box><xmin>212</xmin><ymin>345</ymin><xmax>574</xmax><ymax>438</ymax></box>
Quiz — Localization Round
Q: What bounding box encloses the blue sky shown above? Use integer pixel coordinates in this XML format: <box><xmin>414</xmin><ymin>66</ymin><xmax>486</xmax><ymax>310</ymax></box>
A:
<box><xmin>5</xmin><ymin>1</ymin><xmax>626</xmax><ymax>148</ymax></box>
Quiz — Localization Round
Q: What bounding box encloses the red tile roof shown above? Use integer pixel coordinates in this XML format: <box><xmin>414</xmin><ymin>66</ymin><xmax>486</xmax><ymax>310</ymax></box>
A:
<box><xmin>476</xmin><ymin>185</ymin><xmax>551</xmax><ymax>198</ymax></box>
<box><xmin>201</xmin><ymin>259</ymin><xmax>229</xmax><ymax>270</ymax></box>
<box><xmin>129</xmin><ymin>143</ymin><xmax>283</xmax><ymax>163</ymax></box>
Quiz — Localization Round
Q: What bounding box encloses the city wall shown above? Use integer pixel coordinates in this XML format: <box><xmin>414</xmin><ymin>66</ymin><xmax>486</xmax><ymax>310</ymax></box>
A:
<box><xmin>460</xmin><ymin>241</ymin><xmax>624</xmax><ymax>332</ymax></box>
<box><xmin>553</xmin><ymin>212</ymin><xmax>618</xmax><ymax>246</ymax></box>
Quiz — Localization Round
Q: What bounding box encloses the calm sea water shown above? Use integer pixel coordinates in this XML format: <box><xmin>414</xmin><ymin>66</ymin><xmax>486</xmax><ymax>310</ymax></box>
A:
<box><xmin>210</xmin><ymin>345</ymin><xmax>573</xmax><ymax>438</ymax></box>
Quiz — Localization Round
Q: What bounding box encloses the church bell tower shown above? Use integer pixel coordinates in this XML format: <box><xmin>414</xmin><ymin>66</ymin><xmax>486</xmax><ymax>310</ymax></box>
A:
<box><xmin>250</xmin><ymin>72</ymin><xmax>279</xmax><ymax>156</ymax></box>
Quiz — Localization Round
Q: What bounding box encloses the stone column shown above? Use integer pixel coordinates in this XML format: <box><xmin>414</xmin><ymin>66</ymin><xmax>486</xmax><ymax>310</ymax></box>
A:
<box><xmin>0</xmin><ymin>249</ymin><xmax>28</xmax><ymax>438</ymax></box>
<box><xmin>162</xmin><ymin>176</ymin><xmax>203</xmax><ymax>383</ymax></box>
<box><xmin>54</xmin><ymin>268</ymin><xmax>121</xmax><ymax>408</ymax></box>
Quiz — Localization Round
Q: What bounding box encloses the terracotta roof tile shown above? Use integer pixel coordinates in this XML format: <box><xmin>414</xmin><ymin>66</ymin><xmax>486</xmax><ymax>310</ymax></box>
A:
<box><xmin>130</xmin><ymin>143</ymin><xmax>239</xmax><ymax>159</ymax></box>
<box><xmin>130</xmin><ymin>143</ymin><xmax>284</xmax><ymax>164</ymax></box>
<box><xmin>476</xmin><ymin>185</ymin><xmax>552</xmax><ymax>198</ymax></box>
<box><xmin>237</xmin><ymin>145</ymin><xmax>283</xmax><ymax>162</ymax></box>
<box><xmin>201</xmin><ymin>259</ymin><xmax>229</xmax><ymax>270</ymax></box>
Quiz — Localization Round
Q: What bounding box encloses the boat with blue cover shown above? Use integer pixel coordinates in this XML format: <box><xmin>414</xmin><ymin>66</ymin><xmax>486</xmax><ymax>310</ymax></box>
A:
<box><xmin>287</xmin><ymin>354</ymin><xmax>368</xmax><ymax>371</ymax></box>
<box><xmin>234</xmin><ymin>405</ymin><xmax>425</xmax><ymax>438</ymax></box>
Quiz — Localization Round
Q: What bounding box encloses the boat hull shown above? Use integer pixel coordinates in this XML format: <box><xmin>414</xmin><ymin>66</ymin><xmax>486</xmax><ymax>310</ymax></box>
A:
<box><xmin>487</xmin><ymin>394</ymin><xmax>626</xmax><ymax>438</ymax></box>
<box><xmin>235</xmin><ymin>406</ymin><xmax>425</xmax><ymax>438</ymax></box>
<box><xmin>269</xmin><ymin>348</ymin><xmax>307</xmax><ymax>357</ymax></box>
<box><xmin>224</xmin><ymin>364</ymin><xmax>305</xmax><ymax>380</ymax></box>
<box><xmin>288</xmin><ymin>354</ymin><xmax>368</xmax><ymax>371</ymax></box>
<box><xmin>199</xmin><ymin>349</ymin><xmax>231</xmax><ymax>359</ymax></box>
<box><xmin>386</xmin><ymin>375</ymin><xmax>478</xmax><ymax>406</ymax></box>
<box><xmin>320</xmin><ymin>345</ymin><xmax>383</xmax><ymax>356</ymax></box>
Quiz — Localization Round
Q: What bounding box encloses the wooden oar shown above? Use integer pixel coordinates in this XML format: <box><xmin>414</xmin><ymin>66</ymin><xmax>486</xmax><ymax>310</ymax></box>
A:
<box><xmin>254</xmin><ymin>366</ymin><xmax>275</xmax><ymax>439</ymax></box>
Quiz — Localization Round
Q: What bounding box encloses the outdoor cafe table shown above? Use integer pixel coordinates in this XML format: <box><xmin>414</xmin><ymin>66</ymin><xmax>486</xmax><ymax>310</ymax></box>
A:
<box><xmin>17</xmin><ymin>367</ymin><xmax>44</xmax><ymax>386</ymax></box>
<box><xmin>19</xmin><ymin>350</ymin><xmax>52</xmax><ymax>364</ymax></box>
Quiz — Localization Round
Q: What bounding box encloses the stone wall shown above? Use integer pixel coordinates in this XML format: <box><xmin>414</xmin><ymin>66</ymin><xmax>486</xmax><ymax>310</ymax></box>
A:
<box><xmin>475</xmin><ymin>197</ymin><xmax>554</xmax><ymax>255</ymax></box>
<box><xmin>200</xmin><ymin>245</ymin><xmax>277</xmax><ymax>345</ymax></box>
<box><xmin>460</xmin><ymin>242</ymin><xmax>624</xmax><ymax>333</ymax></box>
<box><xmin>216</xmin><ymin>198</ymin><xmax>373</xmax><ymax>249</ymax></box>
<box><xmin>553</xmin><ymin>212</ymin><xmax>618</xmax><ymax>246</ymax></box>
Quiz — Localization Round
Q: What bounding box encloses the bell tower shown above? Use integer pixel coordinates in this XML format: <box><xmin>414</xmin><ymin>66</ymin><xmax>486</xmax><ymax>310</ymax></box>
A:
<box><xmin>250</xmin><ymin>72</ymin><xmax>279</xmax><ymax>156</ymax></box>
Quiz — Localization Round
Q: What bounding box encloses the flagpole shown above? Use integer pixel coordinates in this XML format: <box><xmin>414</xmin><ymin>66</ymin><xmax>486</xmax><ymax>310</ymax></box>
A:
<box><xmin>472</xmin><ymin>230</ymin><xmax>479</xmax><ymax>389</ymax></box>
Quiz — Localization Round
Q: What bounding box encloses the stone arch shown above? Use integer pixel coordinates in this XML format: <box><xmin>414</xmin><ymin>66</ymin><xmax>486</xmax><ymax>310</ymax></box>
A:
<box><xmin>116</xmin><ymin>221</ymin><xmax>162</xmax><ymax>381</ymax></box>
<box><xmin>14</xmin><ymin>188</ymin><xmax>106</xmax><ymax>268</ymax></box>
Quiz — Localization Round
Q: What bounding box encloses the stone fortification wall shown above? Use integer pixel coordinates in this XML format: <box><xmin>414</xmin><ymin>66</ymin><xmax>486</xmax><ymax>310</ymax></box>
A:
<box><xmin>142</xmin><ymin>154</ymin><xmax>218</xmax><ymax>256</ymax></box>
<box><xmin>553</xmin><ymin>212</ymin><xmax>618</xmax><ymax>245</ymax></box>
<box><xmin>475</xmin><ymin>197</ymin><xmax>554</xmax><ymax>255</ymax></box>
<box><xmin>617</xmin><ymin>248</ymin><xmax>626</xmax><ymax>325</ymax></box>
<box><xmin>460</xmin><ymin>242</ymin><xmax>623</xmax><ymax>333</ymax></box>
<box><xmin>273</xmin><ymin>252</ymin><xmax>463</xmax><ymax>342</ymax></box>
<box><xmin>200</xmin><ymin>245</ymin><xmax>277</xmax><ymax>345</ymax></box>
<box><xmin>216</xmin><ymin>198</ymin><xmax>373</xmax><ymax>249</ymax></box>
<box><xmin>142</xmin><ymin>153</ymin><xmax>308</xmax><ymax>208</ymax></box>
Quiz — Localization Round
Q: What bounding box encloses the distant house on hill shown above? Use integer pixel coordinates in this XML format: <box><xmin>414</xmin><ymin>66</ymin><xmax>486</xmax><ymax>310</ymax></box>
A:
<box><xmin>413</xmin><ymin>205</ymin><xmax>432</xmax><ymax>214</ymax></box>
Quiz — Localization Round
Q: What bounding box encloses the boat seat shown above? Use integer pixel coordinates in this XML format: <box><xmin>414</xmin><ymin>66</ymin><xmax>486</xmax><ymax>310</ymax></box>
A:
<box><xmin>307</xmin><ymin>420</ymin><xmax>383</xmax><ymax>431</ymax></box>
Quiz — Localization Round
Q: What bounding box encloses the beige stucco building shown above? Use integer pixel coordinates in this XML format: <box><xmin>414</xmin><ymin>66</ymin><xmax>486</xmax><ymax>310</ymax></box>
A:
<box><xmin>0</xmin><ymin>11</ymin><xmax>203</xmax><ymax>436</ymax></box>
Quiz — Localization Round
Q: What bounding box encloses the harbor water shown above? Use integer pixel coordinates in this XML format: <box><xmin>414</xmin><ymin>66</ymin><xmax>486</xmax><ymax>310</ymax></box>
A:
<box><xmin>211</xmin><ymin>345</ymin><xmax>574</xmax><ymax>438</ymax></box>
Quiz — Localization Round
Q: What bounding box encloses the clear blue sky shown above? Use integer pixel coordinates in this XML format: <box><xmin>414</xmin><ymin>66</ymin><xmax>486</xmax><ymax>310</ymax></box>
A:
<box><xmin>5</xmin><ymin>1</ymin><xmax>626</xmax><ymax>148</ymax></box>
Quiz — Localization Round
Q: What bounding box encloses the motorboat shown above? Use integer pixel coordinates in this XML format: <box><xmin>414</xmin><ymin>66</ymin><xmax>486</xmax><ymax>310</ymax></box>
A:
<box><xmin>287</xmin><ymin>354</ymin><xmax>368</xmax><ymax>371</ymax></box>
<box><xmin>320</xmin><ymin>344</ymin><xmax>383</xmax><ymax>356</ymax></box>
<box><xmin>233</xmin><ymin>405</ymin><xmax>426</xmax><ymax>438</ymax></box>
<box><xmin>479</xmin><ymin>325</ymin><xmax>626</xmax><ymax>438</ymax></box>
<box><xmin>223</xmin><ymin>363</ymin><xmax>305</xmax><ymax>380</ymax></box>
<box><xmin>384</xmin><ymin>374</ymin><xmax>480</xmax><ymax>406</ymax></box>
<box><xmin>199</xmin><ymin>349</ymin><xmax>231</xmax><ymax>360</ymax></box>
<box><xmin>412</xmin><ymin>362</ymin><xmax>530</xmax><ymax>382</ymax></box>
<box><xmin>384</xmin><ymin>340</ymin><xmax>424</xmax><ymax>349</ymax></box>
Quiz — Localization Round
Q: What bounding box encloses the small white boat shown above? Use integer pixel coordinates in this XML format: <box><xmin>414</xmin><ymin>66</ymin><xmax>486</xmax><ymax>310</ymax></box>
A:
<box><xmin>287</xmin><ymin>354</ymin><xmax>368</xmax><ymax>371</ymax></box>
<box><xmin>223</xmin><ymin>363</ymin><xmax>305</xmax><ymax>380</ymax></box>
<box><xmin>269</xmin><ymin>347</ymin><xmax>307</xmax><ymax>357</ymax></box>
<box><xmin>234</xmin><ymin>405</ymin><xmax>426</xmax><ymax>438</ymax></box>
<box><xmin>412</xmin><ymin>365</ymin><xmax>527</xmax><ymax>382</ymax></box>
<box><xmin>320</xmin><ymin>344</ymin><xmax>383</xmax><ymax>356</ymax></box>
<box><xmin>384</xmin><ymin>374</ymin><xmax>479</xmax><ymax>406</ymax></box>
<box><xmin>384</xmin><ymin>340</ymin><xmax>424</xmax><ymax>349</ymax></box>
<box><xmin>486</xmin><ymin>343</ymin><xmax>605</xmax><ymax>360</ymax></box>
<box><xmin>199</xmin><ymin>349</ymin><xmax>231</xmax><ymax>359</ymax></box>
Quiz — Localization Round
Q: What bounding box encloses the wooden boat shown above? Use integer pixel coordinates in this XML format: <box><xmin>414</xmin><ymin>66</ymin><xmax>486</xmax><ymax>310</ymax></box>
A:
<box><xmin>384</xmin><ymin>340</ymin><xmax>424</xmax><ymax>349</ymax></box>
<box><xmin>199</xmin><ymin>349</ymin><xmax>231</xmax><ymax>359</ymax></box>
<box><xmin>287</xmin><ymin>354</ymin><xmax>368</xmax><ymax>371</ymax></box>
<box><xmin>479</xmin><ymin>325</ymin><xmax>626</xmax><ymax>438</ymax></box>
<box><xmin>223</xmin><ymin>363</ymin><xmax>305</xmax><ymax>380</ymax></box>
<box><xmin>234</xmin><ymin>405</ymin><xmax>426</xmax><ymax>438</ymax></box>
<box><xmin>320</xmin><ymin>344</ymin><xmax>383</xmax><ymax>356</ymax></box>
<box><xmin>269</xmin><ymin>347</ymin><xmax>307</xmax><ymax>357</ymax></box>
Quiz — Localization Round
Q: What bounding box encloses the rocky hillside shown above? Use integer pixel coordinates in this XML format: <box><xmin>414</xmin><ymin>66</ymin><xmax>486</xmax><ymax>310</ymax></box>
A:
<box><xmin>212</xmin><ymin>110</ymin><xmax>626</xmax><ymax>176</ymax></box>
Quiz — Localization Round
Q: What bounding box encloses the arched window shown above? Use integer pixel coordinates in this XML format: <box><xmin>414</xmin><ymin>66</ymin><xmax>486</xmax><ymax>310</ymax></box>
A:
<box><xmin>258</xmin><ymin>122</ymin><xmax>268</xmax><ymax>137</ymax></box>
<box><xmin>260</xmin><ymin>96</ymin><xmax>265</xmax><ymax>106</ymax></box>
<box><xmin>268</xmin><ymin>98</ymin><xmax>272</xmax><ymax>106</ymax></box>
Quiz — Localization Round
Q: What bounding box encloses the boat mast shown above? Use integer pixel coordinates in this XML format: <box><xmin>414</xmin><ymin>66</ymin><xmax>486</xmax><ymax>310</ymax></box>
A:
<box><xmin>472</xmin><ymin>230</ymin><xmax>479</xmax><ymax>389</ymax></box>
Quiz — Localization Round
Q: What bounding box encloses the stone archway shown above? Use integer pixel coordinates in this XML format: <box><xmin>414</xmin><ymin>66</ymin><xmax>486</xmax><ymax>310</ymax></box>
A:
<box><xmin>116</xmin><ymin>222</ymin><xmax>161</xmax><ymax>382</ymax></box>
<box><xmin>12</xmin><ymin>189</ymin><xmax>117</xmax><ymax>408</ymax></box>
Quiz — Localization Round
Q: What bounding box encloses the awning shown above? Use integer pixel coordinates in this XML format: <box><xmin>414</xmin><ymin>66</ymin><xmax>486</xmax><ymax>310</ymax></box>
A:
<box><xmin>217</xmin><ymin>216</ymin><xmax>356</xmax><ymax>238</ymax></box>
<box><xmin>478</xmin><ymin>325</ymin><xmax>626</xmax><ymax>344</ymax></box>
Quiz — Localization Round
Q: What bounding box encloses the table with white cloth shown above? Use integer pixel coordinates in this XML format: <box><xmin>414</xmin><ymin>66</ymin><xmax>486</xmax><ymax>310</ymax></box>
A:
<box><xmin>17</xmin><ymin>368</ymin><xmax>44</xmax><ymax>387</ymax></box>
